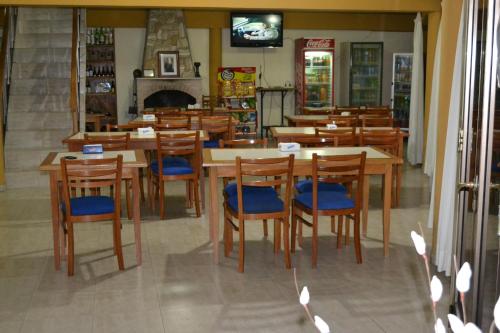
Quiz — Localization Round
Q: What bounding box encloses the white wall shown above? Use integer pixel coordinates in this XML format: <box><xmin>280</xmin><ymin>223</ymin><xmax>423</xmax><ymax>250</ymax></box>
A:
<box><xmin>115</xmin><ymin>28</ymin><xmax>146</xmax><ymax>124</ymax></box>
<box><xmin>114</xmin><ymin>27</ymin><xmax>413</xmax><ymax>127</ymax></box>
<box><xmin>222</xmin><ymin>29</ymin><xmax>413</xmax><ymax>126</ymax></box>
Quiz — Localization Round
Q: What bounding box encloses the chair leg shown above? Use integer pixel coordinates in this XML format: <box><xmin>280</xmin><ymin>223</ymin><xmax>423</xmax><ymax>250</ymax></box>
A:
<box><xmin>186</xmin><ymin>181</ymin><xmax>192</xmax><ymax>208</ymax></box>
<box><xmin>113</xmin><ymin>216</ymin><xmax>125</xmax><ymax>270</ymax></box>
<box><xmin>354</xmin><ymin>214</ymin><xmax>362</xmax><ymax>264</ymax></box>
<box><xmin>238</xmin><ymin>220</ymin><xmax>245</xmax><ymax>273</ymax></box>
<box><xmin>337</xmin><ymin>216</ymin><xmax>343</xmax><ymax>249</ymax></box>
<box><xmin>312</xmin><ymin>215</ymin><xmax>318</xmax><ymax>268</ymax></box>
<box><xmin>345</xmin><ymin>215</ymin><xmax>350</xmax><ymax>246</ymax></box>
<box><xmin>262</xmin><ymin>219</ymin><xmax>268</xmax><ymax>237</ymax></box>
<box><xmin>223</xmin><ymin>210</ymin><xmax>231</xmax><ymax>257</ymax></box>
<box><xmin>283</xmin><ymin>217</ymin><xmax>291</xmax><ymax>269</ymax></box>
<box><xmin>159</xmin><ymin>180</ymin><xmax>165</xmax><ymax>219</ymax></box>
<box><xmin>193</xmin><ymin>179</ymin><xmax>201</xmax><ymax>218</ymax></box>
<box><xmin>298</xmin><ymin>216</ymin><xmax>303</xmax><ymax>247</ymax></box>
<box><xmin>274</xmin><ymin>219</ymin><xmax>281</xmax><ymax>254</ymax></box>
<box><xmin>67</xmin><ymin>222</ymin><xmax>74</xmax><ymax>276</ymax></box>
<box><xmin>125</xmin><ymin>180</ymin><xmax>132</xmax><ymax>220</ymax></box>
<box><xmin>330</xmin><ymin>216</ymin><xmax>336</xmax><ymax>233</ymax></box>
<box><xmin>291</xmin><ymin>206</ymin><xmax>297</xmax><ymax>253</ymax></box>
<box><xmin>139</xmin><ymin>168</ymin><xmax>145</xmax><ymax>203</ymax></box>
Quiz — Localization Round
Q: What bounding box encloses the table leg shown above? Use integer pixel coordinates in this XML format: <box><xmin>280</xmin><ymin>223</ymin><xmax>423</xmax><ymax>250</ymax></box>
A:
<box><xmin>383</xmin><ymin>165</ymin><xmax>392</xmax><ymax>256</ymax></box>
<box><xmin>362</xmin><ymin>175</ymin><xmax>370</xmax><ymax>237</ymax></box>
<box><xmin>132</xmin><ymin>169</ymin><xmax>142</xmax><ymax>265</ymax></box>
<box><xmin>209</xmin><ymin>167</ymin><xmax>219</xmax><ymax>263</ymax></box>
<box><xmin>49</xmin><ymin>173</ymin><xmax>61</xmax><ymax>270</ymax></box>
<box><xmin>200</xmin><ymin>166</ymin><xmax>206</xmax><ymax>211</ymax></box>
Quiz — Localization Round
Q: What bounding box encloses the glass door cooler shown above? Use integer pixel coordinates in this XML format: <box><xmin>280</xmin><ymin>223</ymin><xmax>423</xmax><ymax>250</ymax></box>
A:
<box><xmin>295</xmin><ymin>38</ymin><xmax>335</xmax><ymax>113</ymax></box>
<box><xmin>391</xmin><ymin>53</ymin><xmax>413</xmax><ymax>129</ymax></box>
<box><xmin>349</xmin><ymin>42</ymin><xmax>383</xmax><ymax>106</ymax></box>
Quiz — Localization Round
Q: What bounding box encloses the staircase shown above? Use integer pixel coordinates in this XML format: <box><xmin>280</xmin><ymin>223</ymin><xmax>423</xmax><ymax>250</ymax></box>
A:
<box><xmin>4</xmin><ymin>8</ymin><xmax>74</xmax><ymax>188</ymax></box>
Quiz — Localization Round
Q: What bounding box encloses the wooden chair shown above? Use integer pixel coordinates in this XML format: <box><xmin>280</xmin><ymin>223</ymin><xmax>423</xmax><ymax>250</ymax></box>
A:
<box><xmin>303</xmin><ymin>107</ymin><xmax>334</xmax><ymax>115</ymax></box>
<box><xmin>150</xmin><ymin>132</ymin><xmax>201</xmax><ymax>219</ymax></box>
<box><xmin>199</xmin><ymin>115</ymin><xmax>233</xmax><ymax>148</ymax></box>
<box><xmin>327</xmin><ymin>115</ymin><xmax>358</xmax><ymax>127</ymax></box>
<box><xmin>293</xmin><ymin>136</ymin><xmax>338</xmax><ymax>147</ymax></box>
<box><xmin>219</xmin><ymin>138</ymin><xmax>270</xmax><ymax>237</ymax></box>
<box><xmin>106</xmin><ymin>123</ymin><xmax>142</xmax><ymax>132</ymax></box>
<box><xmin>361</xmin><ymin>117</ymin><xmax>394</xmax><ymax>127</ymax></box>
<box><xmin>223</xmin><ymin>155</ymin><xmax>295</xmax><ymax>272</ymax></box>
<box><xmin>315</xmin><ymin>128</ymin><xmax>357</xmax><ymax>146</ymax></box>
<box><xmin>83</xmin><ymin>133</ymin><xmax>133</xmax><ymax>219</ymax></box>
<box><xmin>333</xmin><ymin>106</ymin><xmax>360</xmax><ymax>115</ymax></box>
<box><xmin>60</xmin><ymin>155</ymin><xmax>124</xmax><ymax>276</ymax></box>
<box><xmin>292</xmin><ymin>152</ymin><xmax>366</xmax><ymax>267</ymax></box>
<box><xmin>154</xmin><ymin>107</ymin><xmax>181</xmax><ymax>113</ymax></box>
<box><xmin>155</xmin><ymin>115</ymin><xmax>191</xmax><ymax>130</ymax></box>
<box><xmin>359</xmin><ymin>128</ymin><xmax>401</xmax><ymax>207</ymax></box>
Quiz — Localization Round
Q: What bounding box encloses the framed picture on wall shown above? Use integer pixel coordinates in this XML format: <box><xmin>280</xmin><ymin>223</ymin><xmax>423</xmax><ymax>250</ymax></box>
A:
<box><xmin>158</xmin><ymin>51</ymin><xmax>180</xmax><ymax>78</ymax></box>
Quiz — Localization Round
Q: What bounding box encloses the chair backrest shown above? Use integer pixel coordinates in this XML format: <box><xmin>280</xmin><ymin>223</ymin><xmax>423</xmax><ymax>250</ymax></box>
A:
<box><xmin>200</xmin><ymin>115</ymin><xmax>233</xmax><ymax>140</ymax></box>
<box><xmin>293</xmin><ymin>136</ymin><xmax>338</xmax><ymax>147</ymax></box>
<box><xmin>333</xmin><ymin>106</ymin><xmax>360</xmax><ymax>115</ymax></box>
<box><xmin>155</xmin><ymin>115</ymin><xmax>191</xmax><ymax>130</ymax></box>
<box><xmin>155</xmin><ymin>107</ymin><xmax>181</xmax><ymax>114</ymax></box>
<box><xmin>361</xmin><ymin>117</ymin><xmax>394</xmax><ymax>128</ymax></box>
<box><xmin>235</xmin><ymin>155</ymin><xmax>295</xmax><ymax>217</ymax></box>
<box><xmin>359</xmin><ymin>128</ymin><xmax>400</xmax><ymax>156</ymax></box>
<box><xmin>315</xmin><ymin>127</ymin><xmax>357</xmax><ymax>146</ymax></box>
<box><xmin>84</xmin><ymin>133</ymin><xmax>130</xmax><ymax>150</ymax></box>
<box><xmin>106</xmin><ymin>123</ymin><xmax>141</xmax><ymax>132</ymax></box>
<box><xmin>156</xmin><ymin>131</ymin><xmax>200</xmax><ymax>175</ymax></box>
<box><xmin>303</xmin><ymin>107</ymin><xmax>334</xmax><ymax>115</ymax></box>
<box><xmin>327</xmin><ymin>115</ymin><xmax>358</xmax><ymax>127</ymax></box>
<box><xmin>218</xmin><ymin>138</ymin><xmax>268</xmax><ymax>148</ymax></box>
<box><xmin>310</xmin><ymin>152</ymin><xmax>366</xmax><ymax>211</ymax></box>
<box><xmin>60</xmin><ymin>155</ymin><xmax>123</xmax><ymax>217</ymax></box>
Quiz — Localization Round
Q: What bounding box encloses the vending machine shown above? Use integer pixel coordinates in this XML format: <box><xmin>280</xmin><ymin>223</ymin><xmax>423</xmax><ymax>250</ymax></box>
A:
<box><xmin>295</xmin><ymin>38</ymin><xmax>335</xmax><ymax>114</ymax></box>
<box><xmin>391</xmin><ymin>53</ymin><xmax>413</xmax><ymax>129</ymax></box>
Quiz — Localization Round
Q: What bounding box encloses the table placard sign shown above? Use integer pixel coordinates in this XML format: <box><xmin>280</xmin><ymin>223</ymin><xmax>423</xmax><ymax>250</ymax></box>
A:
<box><xmin>326</xmin><ymin>123</ymin><xmax>338</xmax><ymax>129</ymax></box>
<box><xmin>142</xmin><ymin>114</ymin><xmax>155</xmax><ymax>121</ymax></box>
<box><xmin>137</xmin><ymin>127</ymin><xmax>154</xmax><ymax>136</ymax></box>
<box><xmin>82</xmin><ymin>144</ymin><xmax>103</xmax><ymax>154</ymax></box>
<box><xmin>278</xmin><ymin>142</ymin><xmax>301</xmax><ymax>152</ymax></box>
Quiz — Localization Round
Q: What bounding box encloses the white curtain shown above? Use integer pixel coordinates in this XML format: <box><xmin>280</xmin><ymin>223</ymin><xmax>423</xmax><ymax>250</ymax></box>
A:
<box><xmin>434</xmin><ymin>3</ymin><xmax>466</xmax><ymax>276</ymax></box>
<box><xmin>425</xmin><ymin>19</ymin><xmax>442</xmax><ymax>229</ymax></box>
<box><xmin>407</xmin><ymin>13</ymin><xmax>425</xmax><ymax>165</ymax></box>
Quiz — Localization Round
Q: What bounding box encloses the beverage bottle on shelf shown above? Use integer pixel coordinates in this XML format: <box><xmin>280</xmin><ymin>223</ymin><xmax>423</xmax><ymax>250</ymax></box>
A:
<box><xmin>88</xmin><ymin>65</ymin><xmax>94</xmax><ymax>77</ymax></box>
<box><xmin>86</xmin><ymin>81</ymin><xmax>91</xmax><ymax>93</ymax></box>
<box><xmin>99</xmin><ymin>28</ymin><xmax>105</xmax><ymax>44</ymax></box>
<box><xmin>110</xmin><ymin>65</ymin><xmax>114</xmax><ymax>77</ymax></box>
<box><xmin>111</xmin><ymin>81</ymin><xmax>115</xmax><ymax>93</ymax></box>
<box><xmin>96</xmin><ymin>66</ymin><xmax>101</xmax><ymax>77</ymax></box>
<box><xmin>109</xmin><ymin>29</ymin><xmax>113</xmax><ymax>44</ymax></box>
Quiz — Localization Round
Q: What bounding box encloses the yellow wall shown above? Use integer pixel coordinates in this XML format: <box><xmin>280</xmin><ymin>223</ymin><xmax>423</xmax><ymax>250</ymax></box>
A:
<box><xmin>87</xmin><ymin>9</ymin><xmax>416</xmax><ymax>32</ymax></box>
<box><xmin>3</xmin><ymin>0</ymin><xmax>440</xmax><ymax>12</ymax></box>
<box><xmin>432</xmin><ymin>0</ymin><xmax>463</xmax><ymax>253</ymax></box>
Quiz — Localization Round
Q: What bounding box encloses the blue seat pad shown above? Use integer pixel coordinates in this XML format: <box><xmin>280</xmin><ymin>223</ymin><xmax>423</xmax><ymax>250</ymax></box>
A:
<box><xmin>295</xmin><ymin>179</ymin><xmax>346</xmax><ymax>193</ymax></box>
<box><xmin>151</xmin><ymin>157</ymin><xmax>194</xmax><ymax>176</ymax></box>
<box><xmin>227</xmin><ymin>191</ymin><xmax>284</xmax><ymax>214</ymax></box>
<box><xmin>295</xmin><ymin>191</ymin><xmax>354</xmax><ymax>210</ymax></box>
<box><xmin>63</xmin><ymin>196</ymin><xmax>115</xmax><ymax>216</ymax></box>
<box><xmin>223</xmin><ymin>183</ymin><xmax>276</xmax><ymax>197</ymax></box>
<box><xmin>203</xmin><ymin>140</ymin><xmax>220</xmax><ymax>148</ymax></box>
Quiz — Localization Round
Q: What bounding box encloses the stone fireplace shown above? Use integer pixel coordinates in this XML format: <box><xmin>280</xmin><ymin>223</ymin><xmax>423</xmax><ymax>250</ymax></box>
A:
<box><xmin>136</xmin><ymin>78</ymin><xmax>202</xmax><ymax>113</ymax></box>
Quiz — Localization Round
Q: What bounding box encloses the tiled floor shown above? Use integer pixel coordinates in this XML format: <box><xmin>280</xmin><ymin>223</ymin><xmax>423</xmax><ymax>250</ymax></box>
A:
<box><xmin>0</xmin><ymin>164</ymin><xmax>448</xmax><ymax>332</ymax></box>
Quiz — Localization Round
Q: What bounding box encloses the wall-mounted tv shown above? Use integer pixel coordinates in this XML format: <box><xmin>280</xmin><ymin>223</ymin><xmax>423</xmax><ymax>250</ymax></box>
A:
<box><xmin>230</xmin><ymin>12</ymin><xmax>283</xmax><ymax>48</ymax></box>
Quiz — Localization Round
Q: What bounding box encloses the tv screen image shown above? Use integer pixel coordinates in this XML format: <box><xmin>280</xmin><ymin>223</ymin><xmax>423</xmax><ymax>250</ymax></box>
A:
<box><xmin>231</xmin><ymin>12</ymin><xmax>283</xmax><ymax>48</ymax></box>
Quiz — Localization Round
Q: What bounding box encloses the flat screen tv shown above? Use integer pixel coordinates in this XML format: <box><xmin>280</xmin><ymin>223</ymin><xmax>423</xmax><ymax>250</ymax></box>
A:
<box><xmin>230</xmin><ymin>12</ymin><xmax>283</xmax><ymax>48</ymax></box>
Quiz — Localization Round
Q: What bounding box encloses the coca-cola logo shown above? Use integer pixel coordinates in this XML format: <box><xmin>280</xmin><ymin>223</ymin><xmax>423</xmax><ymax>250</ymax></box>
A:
<box><xmin>221</xmin><ymin>69</ymin><xmax>234</xmax><ymax>81</ymax></box>
<box><xmin>305</xmin><ymin>39</ymin><xmax>333</xmax><ymax>49</ymax></box>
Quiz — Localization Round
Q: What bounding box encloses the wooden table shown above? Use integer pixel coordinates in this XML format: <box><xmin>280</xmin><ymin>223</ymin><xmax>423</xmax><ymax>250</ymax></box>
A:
<box><xmin>62</xmin><ymin>130</ymin><xmax>209</xmax><ymax>151</ymax></box>
<box><xmin>129</xmin><ymin>116</ymin><xmax>239</xmax><ymax>130</ymax></box>
<box><xmin>40</xmin><ymin>150</ymin><xmax>148</xmax><ymax>270</ymax></box>
<box><xmin>285</xmin><ymin>115</ymin><xmax>330</xmax><ymax>127</ymax></box>
<box><xmin>203</xmin><ymin>146</ymin><xmax>396</xmax><ymax>263</ymax></box>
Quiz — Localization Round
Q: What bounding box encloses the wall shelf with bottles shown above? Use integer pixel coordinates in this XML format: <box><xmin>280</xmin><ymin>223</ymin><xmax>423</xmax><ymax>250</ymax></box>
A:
<box><xmin>85</xmin><ymin>27</ymin><xmax>117</xmax><ymax>131</ymax></box>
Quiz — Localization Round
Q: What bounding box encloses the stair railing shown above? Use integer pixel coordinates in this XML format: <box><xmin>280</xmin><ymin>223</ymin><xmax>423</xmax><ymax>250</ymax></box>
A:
<box><xmin>0</xmin><ymin>7</ymin><xmax>16</xmax><ymax>189</ymax></box>
<box><xmin>70</xmin><ymin>8</ymin><xmax>80</xmax><ymax>134</ymax></box>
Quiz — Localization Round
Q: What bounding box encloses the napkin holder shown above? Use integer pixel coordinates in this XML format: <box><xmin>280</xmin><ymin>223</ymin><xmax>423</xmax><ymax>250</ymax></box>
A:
<box><xmin>278</xmin><ymin>142</ymin><xmax>301</xmax><ymax>152</ymax></box>
<box><xmin>142</xmin><ymin>114</ymin><xmax>155</xmax><ymax>121</ymax></box>
<box><xmin>82</xmin><ymin>144</ymin><xmax>103</xmax><ymax>154</ymax></box>
<box><xmin>137</xmin><ymin>127</ymin><xmax>155</xmax><ymax>136</ymax></box>
<box><xmin>326</xmin><ymin>123</ymin><xmax>338</xmax><ymax>129</ymax></box>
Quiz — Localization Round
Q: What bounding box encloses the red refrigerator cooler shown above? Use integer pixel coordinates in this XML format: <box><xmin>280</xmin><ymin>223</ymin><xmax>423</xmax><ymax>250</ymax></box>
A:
<box><xmin>295</xmin><ymin>38</ymin><xmax>335</xmax><ymax>114</ymax></box>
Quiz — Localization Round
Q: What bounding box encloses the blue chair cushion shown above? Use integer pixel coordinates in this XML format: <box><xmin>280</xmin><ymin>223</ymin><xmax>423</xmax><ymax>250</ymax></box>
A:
<box><xmin>295</xmin><ymin>191</ymin><xmax>355</xmax><ymax>210</ymax></box>
<box><xmin>63</xmin><ymin>196</ymin><xmax>115</xmax><ymax>216</ymax></box>
<box><xmin>227</xmin><ymin>191</ymin><xmax>284</xmax><ymax>214</ymax></box>
<box><xmin>203</xmin><ymin>140</ymin><xmax>220</xmax><ymax>148</ymax></box>
<box><xmin>223</xmin><ymin>183</ymin><xmax>276</xmax><ymax>197</ymax></box>
<box><xmin>151</xmin><ymin>157</ymin><xmax>193</xmax><ymax>176</ymax></box>
<box><xmin>295</xmin><ymin>179</ymin><xmax>347</xmax><ymax>193</ymax></box>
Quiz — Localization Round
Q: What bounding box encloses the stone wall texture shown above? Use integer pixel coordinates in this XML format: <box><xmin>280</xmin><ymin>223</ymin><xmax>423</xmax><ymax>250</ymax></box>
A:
<box><xmin>143</xmin><ymin>10</ymin><xmax>195</xmax><ymax>78</ymax></box>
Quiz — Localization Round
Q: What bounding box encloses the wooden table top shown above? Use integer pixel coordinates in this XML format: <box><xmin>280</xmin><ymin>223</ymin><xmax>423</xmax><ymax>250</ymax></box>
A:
<box><xmin>203</xmin><ymin>146</ymin><xmax>392</xmax><ymax>167</ymax></box>
<box><xmin>271</xmin><ymin>127</ymin><xmax>409</xmax><ymax>137</ymax></box>
<box><xmin>39</xmin><ymin>150</ymin><xmax>148</xmax><ymax>171</ymax></box>
<box><xmin>63</xmin><ymin>130</ymin><xmax>209</xmax><ymax>142</ymax></box>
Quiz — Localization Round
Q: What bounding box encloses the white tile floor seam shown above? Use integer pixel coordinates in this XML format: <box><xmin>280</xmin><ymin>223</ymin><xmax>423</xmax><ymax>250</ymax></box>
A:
<box><xmin>0</xmin><ymin>163</ymin><xmax>448</xmax><ymax>333</ymax></box>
